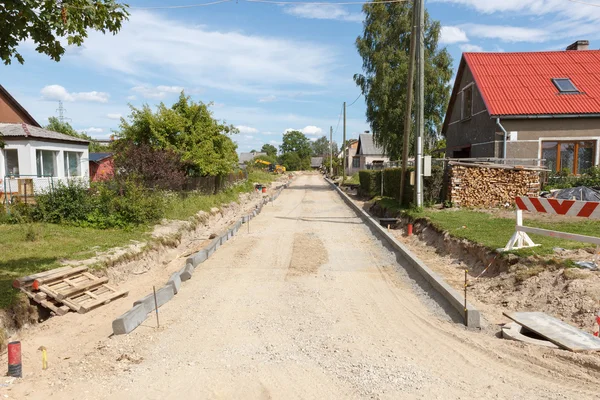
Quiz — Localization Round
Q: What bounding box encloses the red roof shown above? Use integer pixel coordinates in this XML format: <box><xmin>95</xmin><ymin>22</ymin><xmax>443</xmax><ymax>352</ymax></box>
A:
<box><xmin>464</xmin><ymin>50</ymin><xmax>600</xmax><ymax>116</ymax></box>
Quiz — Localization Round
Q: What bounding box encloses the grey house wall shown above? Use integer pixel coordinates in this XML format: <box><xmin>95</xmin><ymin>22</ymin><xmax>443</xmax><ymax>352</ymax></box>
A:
<box><xmin>444</xmin><ymin>66</ymin><xmax>499</xmax><ymax>158</ymax></box>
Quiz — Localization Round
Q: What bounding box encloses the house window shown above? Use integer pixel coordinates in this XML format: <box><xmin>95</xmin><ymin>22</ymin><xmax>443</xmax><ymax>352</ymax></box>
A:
<box><xmin>542</xmin><ymin>141</ymin><xmax>595</xmax><ymax>174</ymax></box>
<box><xmin>552</xmin><ymin>78</ymin><xmax>580</xmax><ymax>94</ymax></box>
<box><xmin>4</xmin><ymin>149</ymin><xmax>19</xmax><ymax>176</ymax></box>
<box><xmin>36</xmin><ymin>150</ymin><xmax>58</xmax><ymax>177</ymax></box>
<box><xmin>352</xmin><ymin>157</ymin><xmax>360</xmax><ymax>168</ymax></box>
<box><xmin>462</xmin><ymin>86</ymin><xmax>473</xmax><ymax>120</ymax></box>
<box><xmin>64</xmin><ymin>151</ymin><xmax>82</xmax><ymax>177</ymax></box>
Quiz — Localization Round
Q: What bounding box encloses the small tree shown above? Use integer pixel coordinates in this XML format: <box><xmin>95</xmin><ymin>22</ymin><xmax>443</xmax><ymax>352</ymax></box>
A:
<box><xmin>261</xmin><ymin>143</ymin><xmax>277</xmax><ymax>157</ymax></box>
<box><xmin>46</xmin><ymin>117</ymin><xmax>104</xmax><ymax>152</ymax></box>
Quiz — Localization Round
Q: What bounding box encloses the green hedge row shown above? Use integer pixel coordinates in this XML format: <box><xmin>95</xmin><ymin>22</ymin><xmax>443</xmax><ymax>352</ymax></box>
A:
<box><xmin>358</xmin><ymin>166</ymin><xmax>444</xmax><ymax>206</ymax></box>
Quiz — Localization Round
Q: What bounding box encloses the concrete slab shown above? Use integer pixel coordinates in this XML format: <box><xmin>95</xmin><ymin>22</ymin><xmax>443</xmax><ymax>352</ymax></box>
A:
<box><xmin>112</xmin><ymin>304</ymin><xmax>148</xmax><ymax>335</ymax></box>
<box><xmin>166</xmin><ymin>271</ymin><xmax>181</xmax><ymax>294</ymax></box>
<box><xmin>504</xmin><ymin>312</ymin><xmax>600</xmax><ymax>352</ymax></box>
<box><xmin>186</xmin><ymin>249</ymin><xmax>208</xmax><ymax>267</ymax></box>
<box><xmin>501</xmin><ymin>322</ymin><xmax>559</xmax><ymax>349</ymax></box>
<box><xmin>180</xmin><ymin>263</ymin><xmax>194</xmax><ymax>282</ymax></box>
<box><xmin>133</xmin><ymin>285</ymin><xmax>175</xmax><ymax>314</ymax></box>
<box><xmin>220</xmin><ymin>233</ymin><xmax>228</xmax><ymax>246</ymax></box>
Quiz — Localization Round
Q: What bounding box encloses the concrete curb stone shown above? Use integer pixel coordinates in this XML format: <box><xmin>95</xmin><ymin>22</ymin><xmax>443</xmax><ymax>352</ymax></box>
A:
<box><xmin>166</xmin><ymin>271</ymin><xmax>181</xmax><ymax>294</ymax></box>
<box><xmin>112</xmin><ymin>304</ymin><xmax>148</xmax><ymax>335</ymax></box>
<box><xmin>133</xmin><ymin>285</ymin><xmax>175</xmax><ymax>314</ymax></box>
<box><xmin>180</xmin><ymin>263</ymin><xmax>194</xmax><ymax>281</ymax></box>
<box><xmin>186</xmin><ymin>249</ymin><xmax>208</xmax><ymax>267</ymax></box>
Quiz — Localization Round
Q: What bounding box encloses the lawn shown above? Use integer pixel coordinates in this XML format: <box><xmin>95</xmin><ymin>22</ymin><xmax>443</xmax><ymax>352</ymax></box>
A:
<box><xmin>0</xmin><ymin>170</ymin><xmax>279</xmax><ymax>308</ymax></box>
<box><xmin>405</xmin><ymin>207</ymin><xmax>600</xmax><ymax>257</ymax></box>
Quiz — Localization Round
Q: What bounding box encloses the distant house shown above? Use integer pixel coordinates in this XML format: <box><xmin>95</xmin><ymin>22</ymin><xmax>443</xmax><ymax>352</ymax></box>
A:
<box><xmin>352</xmin><ymin>133</ymin><xmax>389</xmax><ymax>172</ymax></box>
<box><xmin>338</xmin><ymin>139</ymin><xmax>358</xmax><ymax>176</ymax></box>
<box><xmin>442</xmin><ymin>40</ymin><xmax>600</xmax><ymax>174</ymax></box>
<box><xmin>0</xmin><ymin>86</ymin><xmax>89</xmax><ymax>198</ymax></box>
<box><xmin>239</xmin><ymin>151</ymin><xmax>267</xmax><ymax>167</ymax></box>
<box><xmin>89</xmin><ymin>153</ymin><xmax>114</xmax><ymax>182</ymax></box>
<box><xmin>310</xmin><ymin>157</ymin><xmax>323</xmax><ymax>169</ymax></box>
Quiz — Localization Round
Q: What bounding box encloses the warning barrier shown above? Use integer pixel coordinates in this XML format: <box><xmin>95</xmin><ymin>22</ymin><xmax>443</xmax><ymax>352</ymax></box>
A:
<box><xmin>502</xmin><ymin>196</ymin><xmax>600</xmax><ymax>251</ymax></box>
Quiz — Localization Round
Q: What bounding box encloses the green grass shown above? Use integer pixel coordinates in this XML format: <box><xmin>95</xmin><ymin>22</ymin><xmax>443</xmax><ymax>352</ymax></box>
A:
<box><xmin>405</xmin><ymin>208</ymin><xmax>600</xmax><ymax>257</ymax></box>
<box><xmin>0</xmin><ymin>170</ymin><xmax>279</xmax><ymax>308</ymax></box>
<box><xmin>343</xmin><ymin>173</ymin><xmax>360</xmax><ymax>185</ymax></box>
<box><xmin>0</xmin><ymin>223</ymin><xmax>147</xmax><ymax>308</ymax></box>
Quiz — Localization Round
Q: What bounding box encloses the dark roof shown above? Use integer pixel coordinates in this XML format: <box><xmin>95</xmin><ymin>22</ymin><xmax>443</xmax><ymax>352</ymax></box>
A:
<box><xmin>356</xmin><ymin>133</ymin><xmax>385</xmax><ymax>156</ymax></box>
<box><xmin>310</xmin><ymin>157</ymin><xmax>323</xmax><ymax>167</ymax></box>
<box><xmin>0</xmin><ymin>123</ymin><xmax>89</xmax><ymax>143</ymax></box>
<box><xmin>89</xmin><ymin>152</ymin><xmax>113</xmax><ymax>163</ymax></box>
<box><xmin>239</xmin><ymin>152</ymin><xmax>266</xmax><ymax>163</ymax></box>
<box><xmin>0</xmin><ymin>85</ymin><xmax>40</xmax><ymax>127</ymax></box>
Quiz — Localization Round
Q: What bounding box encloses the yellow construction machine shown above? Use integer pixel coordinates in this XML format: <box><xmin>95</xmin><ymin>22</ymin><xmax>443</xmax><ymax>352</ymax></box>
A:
<box><xmin>254</xmin><ymin>159</ymin><xmax>286</xmax><ymax>174</ymax></box>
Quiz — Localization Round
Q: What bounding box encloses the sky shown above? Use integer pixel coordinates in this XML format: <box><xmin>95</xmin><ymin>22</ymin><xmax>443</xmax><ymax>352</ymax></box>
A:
<box><xmin>3</xmin><ymin>0</ymin><xmax>600</xmax><ymax>153</ymax></box>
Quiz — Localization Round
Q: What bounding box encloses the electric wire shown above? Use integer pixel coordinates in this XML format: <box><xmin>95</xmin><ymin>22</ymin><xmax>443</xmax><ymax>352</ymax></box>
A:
<box><xmin>567</xmin><ymin>0</ymin><xmax>600</xmax><ymax>6</ymax></box>
<box><xmin>333</xmin><ymin>104</ymin><xmax>343</xmax><ymax>135</ymax></box>
<box><xmin>346</xmin><ymin>93</ymin><xmax>362</xmax><ymax>107</ymax></box>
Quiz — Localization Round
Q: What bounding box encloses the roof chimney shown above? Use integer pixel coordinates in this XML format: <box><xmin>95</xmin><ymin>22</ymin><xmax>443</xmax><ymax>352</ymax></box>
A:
<box><xmin>566</xmin><ymin>40</ymin><xmax>589</xmax><ymax>51</ymax></box>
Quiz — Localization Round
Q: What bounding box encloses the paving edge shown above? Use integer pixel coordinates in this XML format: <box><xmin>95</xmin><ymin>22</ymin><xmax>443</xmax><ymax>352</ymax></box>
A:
<box><xmin>112</xmin><ymin>179</ymin><xmax>291</xmax><ymax>335</ymax></box>
<box><xmin>501</xmin><ymin>322</ymin><xmax>559</xmax><ymax>348</ymax></box>
<box><xmin>325</xmin><ymin>178</ymin><xmax>481</xmax><ymax>329</ymax></box>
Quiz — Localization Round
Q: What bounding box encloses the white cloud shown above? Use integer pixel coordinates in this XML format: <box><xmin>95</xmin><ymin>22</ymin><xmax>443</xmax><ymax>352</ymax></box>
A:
<box><xmin>236</xmin><ymin>125</ymin><xmax>259</xmax><ymax>134</ymax></box>
<box><xmin>259</xmin><ymin>95</ymin><xmax>277</xmax><ymax>103</ymax></box>
<box><xmin>131</xmin><ymin>85</ymin><xmax>184</xmax><ymax>99</ymax></box>
<box><xmin>244</xmin><ymin>135</ymin><xmax>254</xmax><ymax>140</ymax></box>
<box><xmin>284</xmin><ymin>4</ymin><xmax>363</xmax><ymax>22</ymax></box>
<box><xmin>460</xmin><ymin>24</ymin><xmax>549</xmax><ymax>42</ymax></box>
<box><xmin>106</xmin><ymin>113</ymin><xmax>122</xmax><ymax>120</ymax></box>
<box><xmin>127</xmin><ymin>95</ymin><xmax>137</xmax><ymax>101</ymax></box>
<box><xmin>440</xmin><ymin>26</ymin><xmax>469</xmax><ymax>44</ymax></box>
<box><xmin>71</xmin><ymin>11</ymin><xmax>336</xmax><ymax>95</ymax></box>
<box><xmin>459</xmin><ymin>44</ymin><xmax>484</xmax><ymax>52</ymax></box>
<box><xmin>40</xmin><ymin>85</ymin><xmax>109</xmax><ymax>103</ymax></box>
<box><xmin>285</xmin><ymin>125</ymin><xmax>323</xmax><ymax>136</ymax></box>
<box><xmin>78</xmin><ymin>127</ymin><xmax>104</xmax><ymax>134</ymax></box>
<box><xmin>269</xmin><ymin>140</ymin><xmax>280</xmax><ymax>145</ymax></box>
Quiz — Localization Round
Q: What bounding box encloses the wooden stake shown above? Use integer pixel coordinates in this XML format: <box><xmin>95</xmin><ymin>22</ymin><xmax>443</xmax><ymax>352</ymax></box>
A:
<box><xmin>153</xmin><ymin>286</ymin><xmax>160</xmax><ymax>328</ymax></box>
<box><xmin>464</xmin><ymin>269</ymin><xmax>468</xmax><ymax>326</ymax></box>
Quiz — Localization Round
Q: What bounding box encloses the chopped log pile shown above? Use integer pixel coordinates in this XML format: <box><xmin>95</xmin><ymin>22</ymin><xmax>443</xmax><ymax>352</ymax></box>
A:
<box><xmin>14</xmin><ymin>267</ymin><xmax>128</xmax><ymax>316</ymax></box>
<box><xmin>448</xmin><ymin>162</ymin><xmax>542</xmax><ymax>208</ymax></box>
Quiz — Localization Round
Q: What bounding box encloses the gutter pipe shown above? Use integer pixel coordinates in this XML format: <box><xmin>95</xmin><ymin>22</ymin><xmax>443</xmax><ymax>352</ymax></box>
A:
<box><xmin>496</xmin><ymin>118</ymin><xmax>508</xmax><ymax>159</ymax></box>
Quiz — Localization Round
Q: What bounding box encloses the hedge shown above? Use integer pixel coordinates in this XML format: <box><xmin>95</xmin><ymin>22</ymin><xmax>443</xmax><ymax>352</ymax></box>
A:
<box><xmin>358</xmin><ymin>166</ymin><xmax>445</xmax><ymax>206</ymax></box>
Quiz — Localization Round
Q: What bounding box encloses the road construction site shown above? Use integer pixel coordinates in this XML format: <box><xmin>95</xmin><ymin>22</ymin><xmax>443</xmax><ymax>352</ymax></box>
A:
<box><xmin>4</xmin><ymin>174</ymin><xmax>600</xmax><ymax>399</ymax></box>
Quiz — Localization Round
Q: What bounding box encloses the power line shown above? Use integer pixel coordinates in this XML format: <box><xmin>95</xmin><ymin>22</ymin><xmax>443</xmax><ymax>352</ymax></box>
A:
<box><xmin>333</xmin><ymin>104</ymin><xmax>343</xmax><ymax>135</ymax></box>
<box><xmin>130</xmin><ymin>0</ymin><xmax>232</xmax><ymax>9</ymax></box>
<box><xmin>567</xmin><ymin>0</ymin><xmax>600</xmax><ymax>6</ymax></box>
<box><xmin>346</xmin><ymin>93</ymin><xmax>362</xmax><ymax>107</ymax></box>
<box><xmin>246</xmin><ymin>0</ymin><xmax>410</xmax><ymax>4</ymax></box>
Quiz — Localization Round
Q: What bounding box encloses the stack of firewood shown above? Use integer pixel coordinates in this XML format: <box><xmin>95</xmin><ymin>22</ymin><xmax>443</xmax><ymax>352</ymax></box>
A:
<box><xmin>448</xmin><ymin>162</ymin><xmax>541</xmax><ymax>208</ymax></box>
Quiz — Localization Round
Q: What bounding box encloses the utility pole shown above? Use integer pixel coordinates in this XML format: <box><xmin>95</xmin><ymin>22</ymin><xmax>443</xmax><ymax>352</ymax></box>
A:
<box><xmin>414</xmin><ymin>0</ymin><xmax>424</xmax><ymax>207</ymax></box>
<box><xmin>400</xmin><ymin>1</ymin><xmax>417</xmax><ymax>205</ymax></box>
<box><xmin>342</xmin><ymin>101</ymin><xmax>347</xmax><ymax>183</ymax></box>
<box><xmin>329</xmin><ymin>126</ymin><xmax>333</xmax><ymax>176</ymax></box>
<box><xmin>56</xmin><ymin>100</ymin><xmax>70</xmax><ymax>123</ymax></box>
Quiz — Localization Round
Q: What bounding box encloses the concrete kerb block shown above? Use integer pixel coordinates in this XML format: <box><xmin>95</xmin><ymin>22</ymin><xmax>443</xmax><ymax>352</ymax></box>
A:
<box><xmin>220</xmin><ymin>233</ymin><xmax>228</xmax><ymax>246</ymax></box>
<box><xmin>180</xmin><ymin>263</ymin><xmax>194</xmax><ymax>282</ymax></box>
<box><xmin>324</xmin><ymin>177</ymin><xmax>481</xmax><ymax>329</ymax></box>
<box><xmin>133</xmin><ymin>285</ymin><xmax>175</xmax><ymax>314</ymax></box>
<box><xmin>186</xmin><ymin>249</ymin><xmax>208</xmax><ymax>268</ymax></box>
<box><xmin>167</xmin><ymin>271</ymin><xmax>181</xmax><ymax>294</ymax></box>
<box><xmin>112</xmin><ymin>304</ymin><xmax>148</xmax><ymax>335</ymax></box>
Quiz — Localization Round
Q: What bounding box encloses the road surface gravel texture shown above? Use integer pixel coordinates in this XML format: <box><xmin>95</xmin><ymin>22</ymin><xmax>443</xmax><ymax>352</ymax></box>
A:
<box><xmin>8</xmin><ymin>175</ymin><xmax>600</xmax><ymax>399</ymax></box>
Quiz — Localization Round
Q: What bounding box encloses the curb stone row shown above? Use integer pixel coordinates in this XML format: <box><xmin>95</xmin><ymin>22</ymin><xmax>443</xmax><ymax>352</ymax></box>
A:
<box><xmin>112</xmin><ymin>181</ymin><xmax>291</xmax><ymax>335</ymax></box>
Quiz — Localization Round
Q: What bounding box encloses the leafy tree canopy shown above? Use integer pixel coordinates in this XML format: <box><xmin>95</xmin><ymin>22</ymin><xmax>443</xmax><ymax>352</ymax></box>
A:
<box><xmin>117</xmin><ymin>93</ymin><xmax>238</xmax><ymax>176</ymax></box>
<box><xmin>279</xmin><ymin>152</ymin><xmax>310</xmax><ymax>171</ymax></box>
<box><xmin>311</xmin><ymin>136</ymin><xmax>338</xmax><ymax>158</ymax></box>
<box><xmin>1</xmin><ymin>0</ymin><xmax>128</xmax><ymax>65</ymax></box>
<box><xmin>354</xmin><ymin>2</ymin><xmax>452</xmax><ymax>160</ymax></box>
<box><xmin>261</xmin><ymin>143</ymin><xmax>277</xmax><ymax>157</ymax></box>
<box><xmin>280</xmin><ymin>130</ymin><xmax>311</xmax><ymax>159</ymax></box>
<box><xmin>46</xmin><ymin>117</ymin><xmax>104</xmax><ymax>152</ymax></box>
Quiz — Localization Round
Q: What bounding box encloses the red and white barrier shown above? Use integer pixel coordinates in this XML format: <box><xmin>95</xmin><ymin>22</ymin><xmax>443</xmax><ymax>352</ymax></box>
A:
<box><xmin>502</xmin><ymin>197</ymin><xmax>600</xmax><ymax>251</ymax></box>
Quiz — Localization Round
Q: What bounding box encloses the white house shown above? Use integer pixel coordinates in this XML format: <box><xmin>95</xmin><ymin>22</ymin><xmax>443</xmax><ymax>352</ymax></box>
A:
<box><xmin>351</xmin><ymin>134</ymin><xmax>389</xmax><ymax>171</ymax></box>
<box><xmin>1</xmin><ymin>123</ymin><xmax>90</xmax><ymax>196</ymax></box>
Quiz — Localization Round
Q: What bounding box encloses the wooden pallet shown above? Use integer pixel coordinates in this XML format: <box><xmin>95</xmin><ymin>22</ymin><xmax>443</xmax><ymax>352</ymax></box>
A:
<box><xmin>15</xmin><ymin>266</ymin><xmax>128</xmax><ymax>316</ymax></box>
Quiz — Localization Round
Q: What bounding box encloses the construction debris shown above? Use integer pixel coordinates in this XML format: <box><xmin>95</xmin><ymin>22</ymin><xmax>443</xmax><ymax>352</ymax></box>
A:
<box><xmin>15</xmin><ymin>266</ymin><xmax>128</xmax><ymax>316</ymax></box>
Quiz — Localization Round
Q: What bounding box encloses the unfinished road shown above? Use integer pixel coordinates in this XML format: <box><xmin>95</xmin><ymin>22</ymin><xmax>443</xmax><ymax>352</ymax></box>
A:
<box><xmin>16</xmin><ymin>174</ymin><xmax>600</xmax><ymax>399</ymax></box>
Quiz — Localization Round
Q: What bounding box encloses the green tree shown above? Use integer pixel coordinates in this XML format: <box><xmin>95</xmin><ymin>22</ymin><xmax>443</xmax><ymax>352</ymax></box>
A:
<box><xmin>261</xmin><ymin>143</ymin><xmax>277</xmax><ymax>157</ymax></box>
<box><xmin>311</xmin><ymin>136</ymin><xmax>338</xmax><ymax>157</ymax></box>
<box><xmin>1</xmin><ymin>1</ymin><xmax>128</xmax><ymax>65</ymax></box>
<box><xmin>117</xmin><ymin>93</ymin><xmax>238</xmax><ymax>176</ymax></box>
<box><xmin>279</xmin><ymin>130</ymin><xmax>311</xmax><ymax>171</ymax></box>
<box><xmin>279</xmin><ymin>152</ymin><xmax>310</xmax><ymax>171</ymax></box>
<box><xmin>45</xmin><ymin>117</ymin><xmax>104</xmax><ymax>152</ymax></box>
<box><xmin>354</xmin><ymin>2</ymin><xmax>452</xmax><ymax>160</ymax></box>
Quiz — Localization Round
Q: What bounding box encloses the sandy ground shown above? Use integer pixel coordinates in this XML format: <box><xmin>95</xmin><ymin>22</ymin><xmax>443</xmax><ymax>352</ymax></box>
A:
<box><xmin>5</xmin><ymin>174</ymin><xmax>600</xmax><ymax>399</ymax></box>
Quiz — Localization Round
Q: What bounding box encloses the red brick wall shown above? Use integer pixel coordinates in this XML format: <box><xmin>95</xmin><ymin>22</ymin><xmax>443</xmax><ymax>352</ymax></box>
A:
<box><xmin>90</xmin><ymin>158</ymin><xmax>114</xmax><ymax>182</ymax></box>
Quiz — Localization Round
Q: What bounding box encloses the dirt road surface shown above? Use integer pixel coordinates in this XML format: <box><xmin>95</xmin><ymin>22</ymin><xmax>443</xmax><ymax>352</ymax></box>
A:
<box><xmin>8</xmin><ymin>174</ymin><xmax>600</xmax><ymax>399</ymax></box>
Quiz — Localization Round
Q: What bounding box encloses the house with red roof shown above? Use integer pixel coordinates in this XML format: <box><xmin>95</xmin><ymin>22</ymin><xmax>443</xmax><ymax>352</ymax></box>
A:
<box><xmin>442</xmin><ymin>40</ymin><xmax>600</xmax><ymax>175</ymax></box>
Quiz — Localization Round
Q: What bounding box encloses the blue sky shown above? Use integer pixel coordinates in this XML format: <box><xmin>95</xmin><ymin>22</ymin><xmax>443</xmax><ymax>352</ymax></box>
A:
<box><xmin>3</xmin><ymin>0</ymin><xmax>600</xmax><ymax>153</ymax></box>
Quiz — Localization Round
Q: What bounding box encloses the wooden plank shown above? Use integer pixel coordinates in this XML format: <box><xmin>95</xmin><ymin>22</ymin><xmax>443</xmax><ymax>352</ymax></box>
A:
<box><xmin>55</xmin><ymin>277</ymin><xmax>108</xmax><ymax>300</ymax></box>
<box><xmin>34</xmin><ymin>292</ymin><xmax>47</xmax><ymax>302</ymax></box>
<box><xmin>79</xmin><ymin>290</ymin><xmax>129</xmax><ymax>313</ymax></box>
<box><xmin>33</xmin><ymin>266</ymin><xmax>88</xmax><ymax>288</ymax></box>
<box><xmin>13</xmin><ymin>266</ymin><xmax>72</xmax><ymax>288</ymax></box>
<box><xmin>504</xmin><ymin>312</ymin><xmax>600</xmax><ymax>352</ymax></box>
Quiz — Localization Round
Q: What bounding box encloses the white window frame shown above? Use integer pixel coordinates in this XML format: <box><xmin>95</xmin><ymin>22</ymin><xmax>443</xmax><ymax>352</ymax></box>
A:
<box><xmin>4</xmin><ymin>149</ymin><xmax>19</xmax><ymax>177</ymax></box>
<box><xmin>64</xmin><ymin>151</ymin><xmax>82</xmax><ymax>178</ymax></box>
<box><xmin>36</xmin><ymin>149</ymin><xmax>59</xmax><ymax>177</ymax></box>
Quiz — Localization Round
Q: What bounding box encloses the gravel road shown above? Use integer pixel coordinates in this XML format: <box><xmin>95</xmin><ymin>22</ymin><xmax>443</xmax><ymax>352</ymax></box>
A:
<box><xmin>12</xmin><ymin>174</ymin><xmax>600</xmax><ymax>399</ymax></box>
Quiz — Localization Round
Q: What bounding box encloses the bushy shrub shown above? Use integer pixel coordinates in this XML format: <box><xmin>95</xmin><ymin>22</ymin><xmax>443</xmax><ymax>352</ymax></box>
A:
<box><xmin>34</xmin><ymin>180</ymin><xmax>93</xmax><ymax>224</ymax></box>
<box><xmin>358</xmin><ymin>170</ymin><xmax>380</xmax><ymax>196</ymax></box>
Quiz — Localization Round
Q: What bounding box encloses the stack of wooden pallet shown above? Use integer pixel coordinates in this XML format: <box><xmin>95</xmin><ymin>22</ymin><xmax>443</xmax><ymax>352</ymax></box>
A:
<box><xmin>13</xmin><ymin>266</ymin><xmax>128</xmax><ymax>316</ymax></box>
